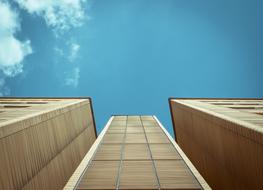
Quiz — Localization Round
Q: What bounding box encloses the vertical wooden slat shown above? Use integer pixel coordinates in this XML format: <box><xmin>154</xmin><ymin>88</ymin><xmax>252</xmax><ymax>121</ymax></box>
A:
<box><xmin>0</xmin><ymin>98</ymin><xmax>96</xmax><ymax>190</ymax></box>
<box><xmin>169</xmin><ymin>98</ymin><xmax>263</xmax><ymax>190</ymax></box>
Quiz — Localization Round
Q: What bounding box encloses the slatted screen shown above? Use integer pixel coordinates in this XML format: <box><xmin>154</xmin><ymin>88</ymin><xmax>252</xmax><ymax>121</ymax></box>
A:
<box><xmin>0</xmin><ymin>98</ymin><xmax>97</xmax><ymax>190</ymax></box>
<box><xmin>170</xmin><ymin>98</ymin><xmax>263</xmax><ymax>190</ymax></box>
<box><xmin>75</xmin><ymin>115</ymin><xmax>203</xmax><ymax>190</ymax></box>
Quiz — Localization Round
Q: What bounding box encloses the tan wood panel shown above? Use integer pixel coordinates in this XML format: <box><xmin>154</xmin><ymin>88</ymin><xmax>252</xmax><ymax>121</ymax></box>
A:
<box><xmin>110</xmin><ymin>121</ymin><xmax>126</xmax><ymax>126</ymax></box>
<box><xmin>125</xmin><ymin>133</ymin><xmax>147</xmax><ymax>143</ymax></box>
<box><xmin>140</xmin><ymin>116</ymin><xmax>154</xmax><ymax>120</ymax></box>
<box><xmin>93</xmin><ymin>144</ymin><xmax>122</xmax><ymax>160</ymax></box>
<box><xmin>155</xmin><ymin>160</ymin><xmax>201</xmax><ymax>190</ymax></box>
<box><xmin>127</xmin><ymin>123</ymin><xmax>142</xmax><ymax>127</ymax></box>
<box><xmin>144</xmin><ymin>126</ymin><xmax>164</xmax><ymax>133</ymax></box>
<box><xmin>119</xmin><ymin>161</ymin><xmax>159</xmax><ymax>189</ymax></box>
<box><xmin>127</xmin><ymin>116</ymin><xmax>141</xmax><ymax>119</ymax></box>
<box><xmin>112</xmin><ymin>116</ymin><xmax>127</xmax><ymax>120</ymax></box>
<box><xmin>123</xmin><ymin>144</ymin><xmax>150</xmax><ymax>160</ymax></box>
<box><xmin>146</xmin><ymin>133</ymin><xmax>170</xmax><ymax>144</ymax></box>
<box><xmin>142</xmin><ymin>121</ymin><xmax>159</xmax><ymax>126</ymax></box>
<box><xmin>108</xmin><ymin>126</ymin><xmax>125</xmax><ymax>129</ymax></box>
<box><xmin>107</xmin><ymin>127</ymin><xmax>126</xmax><ymax>134</ymax></box>
<box><xmin>103</xmin><ymin>133</ymin><xmax>124</xmax><ymax>144</ymax></box>
<box><xmin>126</xmin><ymin>126</ymin><xmax>144</xmax><ymax>133</ymax></box>
<box><xmin>150</xmin><ymin>144</ymin><xmax>181</xmax><ymax>160</ymax></box>
<box><xmin>77</xmin><ymin>161</ymin><xmax>119</xmax><ymax>190</ymax></box>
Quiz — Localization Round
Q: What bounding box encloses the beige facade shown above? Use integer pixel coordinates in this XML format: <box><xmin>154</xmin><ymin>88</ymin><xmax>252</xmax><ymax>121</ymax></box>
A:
<box><xmin>0</xmin><ymin>98</ymin><xmax>97</xmax><ymax>190</ymax></box>
<box><xmin>169</xmin><ymin>98</ymin><xmax>263</xmax><ymax>190</ymax></box>
<box><xmin>64</xmin><ymin>115</ymin><xmax>210</xmax><ymax>190</ymax></box>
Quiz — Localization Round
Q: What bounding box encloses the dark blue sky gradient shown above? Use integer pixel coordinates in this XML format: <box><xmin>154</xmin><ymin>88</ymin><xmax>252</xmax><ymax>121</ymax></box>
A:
<box><xmin>9</xmin><ymin>0</ymin><xmax>263</xmax><ymax>135</ymax></box>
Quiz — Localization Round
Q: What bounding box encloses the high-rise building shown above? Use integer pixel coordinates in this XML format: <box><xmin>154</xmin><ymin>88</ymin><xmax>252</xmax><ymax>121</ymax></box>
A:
<box><xmin>0</xmin><ymin>98</ymin><xmax>97</xmax><ymax>190</ymax></box>
<box><xmin>169</xmin><ymin>98</ymin><xmax>263</xmax><ymax>190</ymax></box>
<box><xmin>64</xmin><ymin>115</ymin><xmax>210</xmax><ymax>190</ymax></box>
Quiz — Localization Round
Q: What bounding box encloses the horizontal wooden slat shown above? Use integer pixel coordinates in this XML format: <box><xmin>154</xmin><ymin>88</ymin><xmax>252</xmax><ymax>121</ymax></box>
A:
<box><xmin>150</xmin><ymin>144</ymin><xmax>181</xmax><ymax>160</ymax></box>
<box><xmin>77</xmin><ymin>161</ymin><xmax>119</xmax><ymax>190</ymax></box>
<box><xmin>123</xmin><ymin>144</ymin><xmax>150</xmax><ymax>160</ymax></box>
<box><xmin>146</xmin><ymin>133</ymin><xmax>170</xmax><ymax>144</ymax></box>
<box><xmin>93</xmin><ymin>144</ymin><xmax>122</xmax><ymax>161</ymax></box>
<box><xmin>155</xmin><ymin>160</ymin><xmax>201</xmax><ymax>190</ymax></box>
<box><xmin>103</xmin><ymin>134</ymin><xmax>124</xmax><ymax>144</ymax></box>
<box><xmin>119</xmin><ymin>161</ymin><xmax>158</xmax><ymax>189</ymax></box>
<box><xmin>125</xmin><ymin>133</ymin><xmax>147</xmax><ymax>143</ymax></box>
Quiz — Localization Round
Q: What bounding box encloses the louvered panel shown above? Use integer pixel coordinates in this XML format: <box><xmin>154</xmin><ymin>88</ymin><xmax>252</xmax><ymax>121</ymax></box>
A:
<box><xmin>123</xmin><ymin>144</ymin><xmax>150</xmax><ymax>160</ymax></box>
<box><xmin>119</xmin><ymin>161</ymin><xmax>158</xmax><ymax>190</ymax></box>
<box><xmin>103</xmin><ymin>134</ymin><xmax>124</xmax><ymax>144</ymax></box>
<box><xmin>125</xmin><ymin>133</ymin><xmax>147</xmax><ymax>143</ymax></box>
<box><xmin>126</xmin><ymin>126</ymin><xmax>144</xmax><ymax>133</ymax></box>
<box><xmin>146</xmin><ymin>133</ymin><xmax>170</xmax><ymax>144</ymax></box>
<box><xmin>140</xmin><ymin>116</ymin><xmax>154</xmax><ymax>120</ymax></box>
<box><xmin>107</xmin><ymin>127</ymin><xmax>125</xmax><ymax>134</ymax></box>
<box><xmin>155</xmin><ymin>160</ymin><xmax>201</xmax><ymax>189</ymax></box>
<box><xmin>93</xmin><ymin>144</ymin><xmax>122</xmax><ymax>161</ymax></box>
<box><xmin>144</xmin><ymin>126</ymin><xmax>163</xmax><ymax>133</ymax></box>
<box><xmin>77</xmin><ymin>161</ymin><xmax>119</xmax><ymax>190</ymax></box>
<box><xmin>150</xmin><ymin>144</ymin><xmax>181</xmax><ymax>160</ymax></box>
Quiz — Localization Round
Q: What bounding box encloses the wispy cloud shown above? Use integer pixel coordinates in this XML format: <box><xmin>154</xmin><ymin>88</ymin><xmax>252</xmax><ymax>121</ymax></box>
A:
<box><xmin>54</xmin><ymin>41</ymin><xmax>80</xmax><ymax>62</ymax></box>
<box><xmin>65</xmin><ymin>67</ymin><xmax>80</xmax><ymax>87</ymax></box>
<box><xmin>0</xmin><ymin>1</ymin><xmax>32</xmax><ymax>95</ymax></box>
<box><xmin>54</xmin><ymin>46</ymin><xmax>64</xmax><ymax>56</ymax></box>
<box><xmin>69</xmin><ymin>42</ymin><xmax>80</xmax><ymax>62</ymax></box>
<box><xmin>0</xmin><ymin>0</ymin><xmax>87</xmax><ymax>94</ymax></box>
<box><xmin>0</xmin><ymin>78</ymin><xmax>10</xmax><ymax>96</ymax></box>
<box><xmin>15</xmin><ymin>0</ymin><xmax>87</xmax><ymax>33</ymax></box>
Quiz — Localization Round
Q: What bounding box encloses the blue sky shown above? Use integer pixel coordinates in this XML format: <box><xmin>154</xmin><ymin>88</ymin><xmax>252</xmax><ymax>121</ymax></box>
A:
<box><xmin>1</xmin><ymin>0</ymin><xmax>263</xmax><ymax>135</ymax></box>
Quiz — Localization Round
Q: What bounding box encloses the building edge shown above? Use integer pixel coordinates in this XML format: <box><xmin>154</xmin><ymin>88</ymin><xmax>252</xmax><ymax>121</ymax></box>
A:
<box><xmin>0</xmin><ymin>96</ymin><xmax>98</xmax><ymax>138</ymax></box>
<box><xmin>168</xmin><ymin>97</ymin><xmax>263</xmax><ymax>142</ymax></box>
<box><xmin>153</xmin><ymin>115</ymin><xmax>211</xmax><ymax>190</ymax></box>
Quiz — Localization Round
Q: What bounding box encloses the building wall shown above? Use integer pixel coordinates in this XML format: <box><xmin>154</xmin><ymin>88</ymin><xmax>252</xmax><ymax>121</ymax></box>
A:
<box><xmin>0</xmin><ymin>98</ymin><xmax>97</xmax><ymax>190</ymax></box>
<box><xmin>170</xmin><ymin>99</ymin><xmax>263</xmax><ymax>190</ymax></box>
<box><xmin>64</xmin><ymin>115</ymin><xmax>210</xmax><ymax>190</ymax></box>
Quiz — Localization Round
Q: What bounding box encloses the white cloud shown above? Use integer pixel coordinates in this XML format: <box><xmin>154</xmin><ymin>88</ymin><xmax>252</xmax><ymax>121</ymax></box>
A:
<box><xmin>15</xmin><ymin>0</ymin><xmax>87</xmax><ymax>32</ymax></box>
<box><xmin>0</xmin><ymin>1</ymin><xmax>32</xmax><ymax>78</ymax></box>
<box><xmin>0</xmin><ymin>78</ymin><xmax>10</xmax><ymax>96</ymax></box>
<box><xmin>65</xmin><ymin>67</ymin><xmax>80</xmax><ymax>87</ymax></box>
<box><xmin>54</xmin><ymin>46</ymin><xmax>64</xmax><ymax>56</ymax></box>
<box><xmin>69</xmin><ymin>42</ymin><xmax>80</xmax><ymax>62</ymax></box>
<box><xmin>54</xmin><ymin>41</ymin><xmax>80</xmax><ymax>62</ymax></box>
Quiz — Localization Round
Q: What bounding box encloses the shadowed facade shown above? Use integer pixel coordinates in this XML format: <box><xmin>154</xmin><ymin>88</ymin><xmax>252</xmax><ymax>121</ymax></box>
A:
<box><xmin>169</xmin><ymin>98</ymin><xmax>263</xmax><ymax>190</ymax></box>
<box><xmin>0</xmin><ymin>98</ymin><xmax>97</xmax><ymax>190</ymax></box>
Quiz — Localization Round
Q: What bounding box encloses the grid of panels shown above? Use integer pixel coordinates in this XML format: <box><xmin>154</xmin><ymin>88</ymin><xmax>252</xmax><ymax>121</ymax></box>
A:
<box><xmin>77</xmin><ymin>116</ymin><xmax>201</xmax><ymax>190</ymax></box>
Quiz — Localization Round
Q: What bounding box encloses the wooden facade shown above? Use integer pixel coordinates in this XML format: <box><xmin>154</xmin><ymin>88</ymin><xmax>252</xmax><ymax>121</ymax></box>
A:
<box><xmin>64</xmin><ymin>115</ymin><xmax>210</xmax><ymax>190</ymax></box>
<box><xmin>0</xmin><ymin>98</ymin><xmax>97</xmax><ymax>190</ymax></box>
<box><xmin>169</xmin><ymin>98</ymin><xmax>263</xmax><ymax>190</ymax></box>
